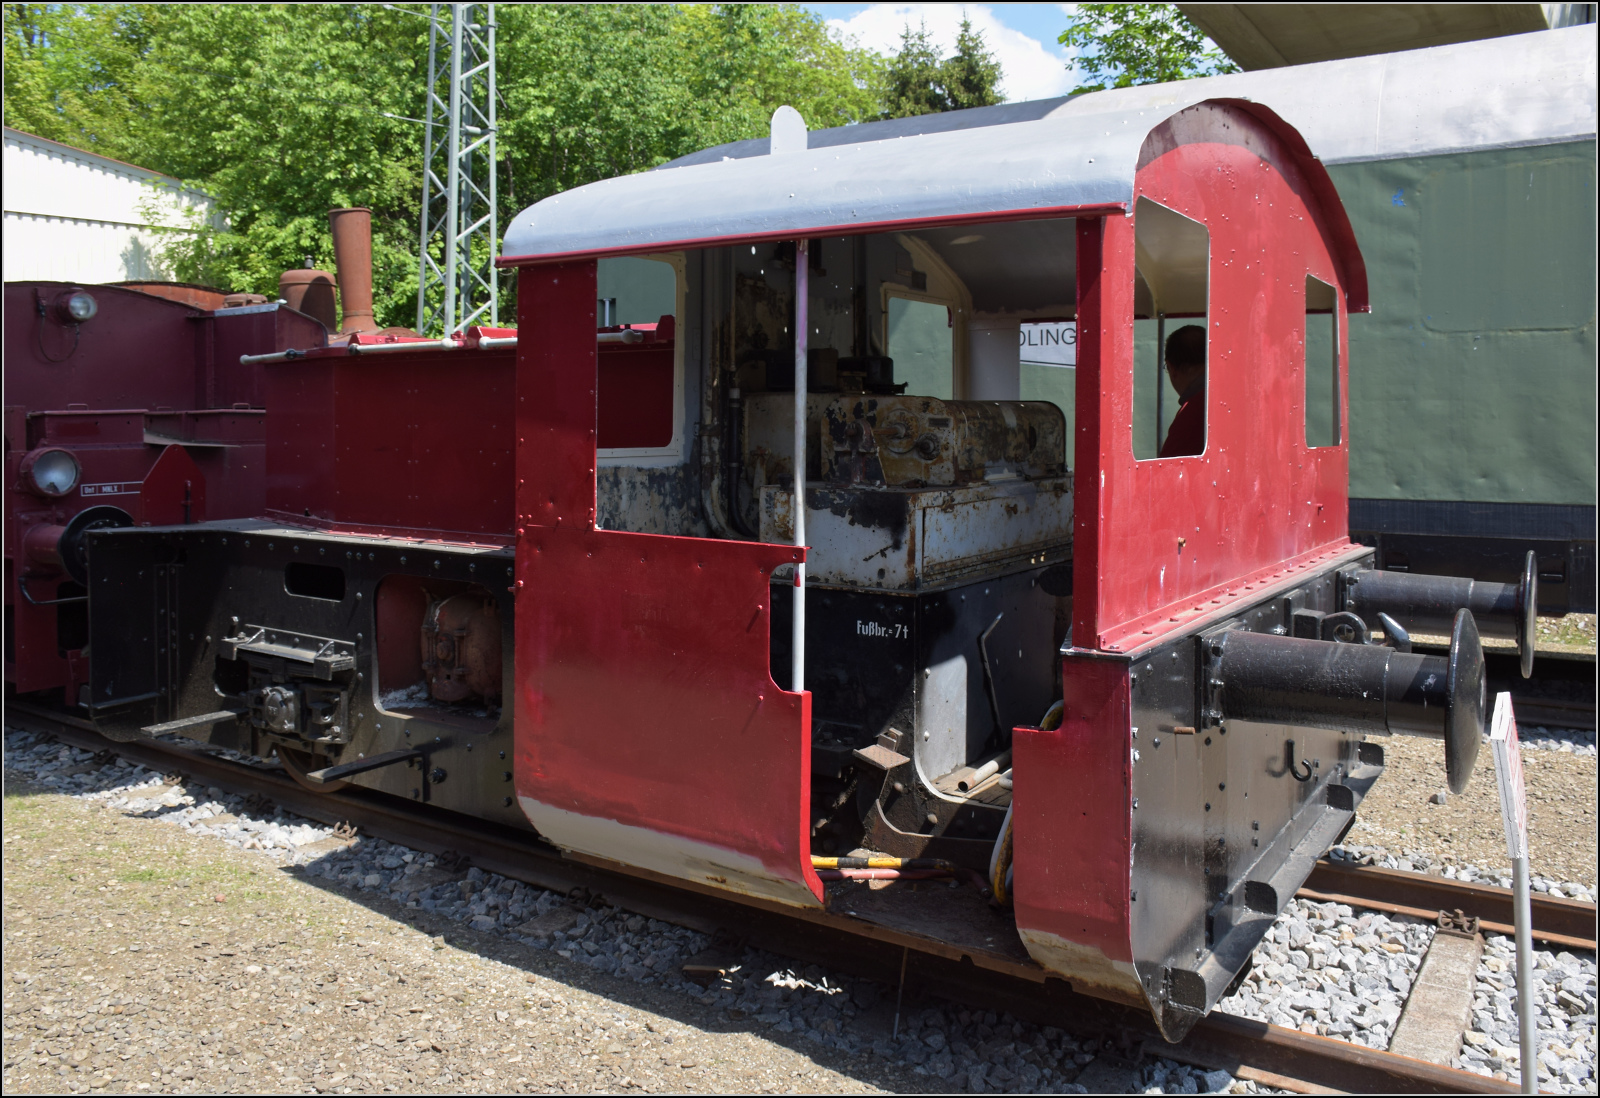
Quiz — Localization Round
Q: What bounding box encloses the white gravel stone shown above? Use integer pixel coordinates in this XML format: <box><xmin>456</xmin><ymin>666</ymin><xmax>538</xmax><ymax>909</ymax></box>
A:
<box><xmin>14</xmin><ymin>721</ymin><xmax>1593</xmax><ymax>1093</ymax></box>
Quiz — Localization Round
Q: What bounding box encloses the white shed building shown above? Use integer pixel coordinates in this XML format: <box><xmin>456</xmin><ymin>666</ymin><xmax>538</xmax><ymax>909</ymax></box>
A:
<box><xmin>3</xmin><ymin>127</ymin><xmax>219</xmax><ymax>284</ymax></box>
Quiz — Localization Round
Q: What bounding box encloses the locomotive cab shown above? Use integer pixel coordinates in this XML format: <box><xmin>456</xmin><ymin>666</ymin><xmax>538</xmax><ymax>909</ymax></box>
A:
<box><xmin>82</xmin><ymin>96</ymin><xmax>1544</xmax><ymax>1041</ymax></box>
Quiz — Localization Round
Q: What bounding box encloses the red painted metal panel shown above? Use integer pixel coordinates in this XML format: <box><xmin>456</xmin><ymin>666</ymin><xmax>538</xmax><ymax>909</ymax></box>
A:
<box><xmin>263</xmin><ymin>351</ymin><xmax>515</xmax><ymax>538</ymax></box>
<box><xmin>1023</xmin><ymin>100</ymin><xmax>1366</xmax><ymax>1005</ymax></box>
<box><xmin>1071</xmin><ymin>217</ymin><xmax>1111</xmax><ymax>648</ymax></box>
<box><xmin>1077</xmin><ymin>104</ymin><xmax>1354</xmax><ymax>655</ymax></box>
<box><xmin>332</xmin><ymin>355</ymin><xmax>514</xmax><ymax>536</ymax></box>
<box><xmin>140</xmin><ymin>445</ymin><xmax>207</xmax><ymax>527</ymax></box>
<box><xmin>1012</xmin><ymin>657</ymin><xmax>1136</xmax><ymax>995</ymax></box>
<box><xmin>512</xmin><ymin>264</ymin><xmax>822</xmax><ymax>906</ymax></box>
<box><xmin>3</xmin><ymin>284</ymin><xmax>308</xmax><ymax>699</ymax></box>
<box><xmin>209</xmin><ymin>307</ymin><xmax>327</xmax><ymax>408</ymax></box>
<box><xmin>3</xmin><ymin>283</ymin><xmax>201</xmax><ymax>413</ymax></box>
<box><xmin>597</xmin><ymin>340</ymin><xmax>675</xmax><ymax>449</ymax></box>
<box><xmin>263</xmin><ymin>362</ymin><xmax>336</xmax><ymax>521</ymax></box>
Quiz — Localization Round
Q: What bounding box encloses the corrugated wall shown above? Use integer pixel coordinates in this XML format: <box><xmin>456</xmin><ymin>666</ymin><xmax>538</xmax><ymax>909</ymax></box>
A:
<box><xmin>2</xmin><ymin>129</ymin><xmax>216</xmax><ymax>284</ymax></box>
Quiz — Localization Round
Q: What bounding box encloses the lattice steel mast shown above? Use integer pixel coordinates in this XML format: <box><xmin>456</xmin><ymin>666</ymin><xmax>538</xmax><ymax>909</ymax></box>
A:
<box><xmin>416</xmin><ymin>3</ymin><xmax>498</xmax><ymax>335</ymax></box>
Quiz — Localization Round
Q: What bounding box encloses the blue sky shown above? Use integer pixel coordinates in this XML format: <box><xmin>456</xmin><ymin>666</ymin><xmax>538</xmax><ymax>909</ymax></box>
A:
<box><xmin>806</xmin><ymin>3</ymin><xmax>1081</xmax><ymax>102</ymax></box>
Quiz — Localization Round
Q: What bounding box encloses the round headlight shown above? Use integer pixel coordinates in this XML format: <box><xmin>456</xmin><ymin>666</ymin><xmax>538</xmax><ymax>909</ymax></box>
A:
<box><xmin>65</xmin><ymin>290</ymin><xmax>98</xmax><ymax>322</ymax></box>
<box><xmin>24</xmin><ymin>448</ymin><xmax>81</xmax><ymax>497</ymax></box>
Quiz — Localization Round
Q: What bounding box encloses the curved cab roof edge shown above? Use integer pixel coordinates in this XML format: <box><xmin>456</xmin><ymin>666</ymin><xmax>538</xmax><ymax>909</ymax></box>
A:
<box><xmin>501</xmin><ymin>96</ymin><xmax>1367</xmax><ymax>309</ymax></box>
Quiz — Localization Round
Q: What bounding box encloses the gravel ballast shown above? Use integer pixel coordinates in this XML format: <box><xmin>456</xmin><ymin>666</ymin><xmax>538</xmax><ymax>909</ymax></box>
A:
<box><xmin>4</xmin><ymin>728</ymin><xmax>1251</xmax><ymax>1095</ymax></box>
<box><xmin>5</xmin><ymin>722</ymin><xmax>1595</xmax><ymax>1094</ymax></box>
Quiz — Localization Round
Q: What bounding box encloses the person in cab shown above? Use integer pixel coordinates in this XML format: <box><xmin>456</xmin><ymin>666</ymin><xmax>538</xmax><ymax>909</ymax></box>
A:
<box><xmin>1159</xmin><ymin>325</ymin><xmax>1206</xmax><ymax>458</ymax></box>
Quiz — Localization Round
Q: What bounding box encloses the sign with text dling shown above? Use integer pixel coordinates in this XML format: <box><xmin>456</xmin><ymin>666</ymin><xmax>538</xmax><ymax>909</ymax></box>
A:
<box><xmin>1020</xmin><ymin>321</ymin><xmax>1075</xmax><ymax>367</ymax></box>
<box><xmin>1490</xmin><ymin>692</ymin><xmax>1529</xmax><ymax>861</ymax></box>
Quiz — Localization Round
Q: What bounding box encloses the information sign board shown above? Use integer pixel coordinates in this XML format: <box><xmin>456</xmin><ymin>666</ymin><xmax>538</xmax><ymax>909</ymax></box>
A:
<box><xmin>1490</xmin><ymin>692</ymin><xmax>1529</xmax><ymax>861</ymax></box>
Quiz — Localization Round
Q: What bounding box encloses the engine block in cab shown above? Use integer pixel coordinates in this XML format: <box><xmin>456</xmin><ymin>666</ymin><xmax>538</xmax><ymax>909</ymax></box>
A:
<box><xmin>822</xmin><ymin>395</ymin><xmax>1066</xmax><ymax>487</ymax></box>
<box><xmin>757</xmin><ymin>397</ymin><xmax>1072</xmax><ymax>591</ymax></box>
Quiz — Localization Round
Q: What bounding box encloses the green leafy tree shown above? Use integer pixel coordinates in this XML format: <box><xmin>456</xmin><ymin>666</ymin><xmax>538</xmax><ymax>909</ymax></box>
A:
<box><xmin>883</xmin><ymin>17</ymin><xmax>1002</xmax><ymax>118</ymax></box>
<box><xmin>2</xmin><ymin>3</ymin><xmax>888</xmax><ymax>327</ymax></box>
<box><xmin>1058</xmin><ymin>3</ymin><xmax>1237</xmax><ymax>94</ymax></box>
<box><xmin>3</xmin><ymin>3</ymin><xmax>159</xmax><ymax>156</ymax></box>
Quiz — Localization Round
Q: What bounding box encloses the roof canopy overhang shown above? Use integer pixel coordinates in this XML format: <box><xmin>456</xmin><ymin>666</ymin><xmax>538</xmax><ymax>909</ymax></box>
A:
<box><xmin>1177</xmin><ymin>4</ymin><xmax>1553</xmax><ymax>70</ymax></box>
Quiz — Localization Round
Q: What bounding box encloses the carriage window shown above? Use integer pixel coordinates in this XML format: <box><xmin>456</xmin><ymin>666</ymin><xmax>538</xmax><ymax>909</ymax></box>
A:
<box><xmin>1130</xmin><ymin>198</ymin><xmax>1210</xmax><ymax>460</ymax></box>
<box><xmin>886</xmin><ymin>295</ymin><xmax>954</xmax><ymax>399</ymax></box>
<box><xmin>1304</xmin><ymin>275</ymin><xmax>1340</xmax><ymax>447</ymax></box>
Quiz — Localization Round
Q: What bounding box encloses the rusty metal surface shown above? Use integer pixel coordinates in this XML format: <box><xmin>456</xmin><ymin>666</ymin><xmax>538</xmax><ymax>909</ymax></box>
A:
<box><xmin>277</xmin><ymin>268</ymin><xmax>337</xmax><ymax>332</ymax></box>
<box><xmin>1302</xmin><ymin>860</ymin><xmax>1598</xmax><ymax>950</ymax></box>
<box><xmin>328</xmin><ymin>208</ymin><xmax>379</xmax><ymax>334</ymax></box>
<box><xmin>759</xmin><ymin>477</ymin><xmax>1072</xmax><ymax>590</ymax></box>
<box><xmin>822</xmin><ymin>396</ymin><xmax>1066</xmax><ymax>488</ymax></box>
<box><xmin>422</xmin><ymin>592</ymin><xmax>501</xmax><ymax>702</ymax></box>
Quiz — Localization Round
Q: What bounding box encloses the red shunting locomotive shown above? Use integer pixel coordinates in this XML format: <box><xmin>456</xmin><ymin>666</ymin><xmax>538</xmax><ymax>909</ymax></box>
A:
<box><xmin>5</xmin><ymin>279</ymin><xmax>326</xmax><ymax>703</ymax></box>
<box><xmin>70</xmin><ymin>98</ymin><xmax>1542</xmax><ymax>1040</ymax></box>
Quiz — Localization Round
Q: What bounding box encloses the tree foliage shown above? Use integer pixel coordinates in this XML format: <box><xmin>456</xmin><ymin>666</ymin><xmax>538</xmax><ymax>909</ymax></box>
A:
<box><xmin>3</xmin><ymin>3</ymin><xmax>157</xmax><ymax>156</ymax></box>
<box><xmin>3</xmin><ymin>3</ymin><xmax>888</xmax><ymax>327</ymax></box>
<box><xmin>883</xmin><ymin>17</ymin><xmax>1003</xmax><ymax>117</ymax></box>
<box><xmin>1058</xmin><ymin>3</ymin><xmax>1238</xmax><ymax>94</ymax></box>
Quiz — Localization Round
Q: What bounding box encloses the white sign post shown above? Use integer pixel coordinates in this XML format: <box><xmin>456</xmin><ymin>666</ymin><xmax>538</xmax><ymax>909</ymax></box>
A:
<box><xmin>1490</xmin><ymin>691</ymin><xmax>1538</xmax><ymax>1094</ymax></box>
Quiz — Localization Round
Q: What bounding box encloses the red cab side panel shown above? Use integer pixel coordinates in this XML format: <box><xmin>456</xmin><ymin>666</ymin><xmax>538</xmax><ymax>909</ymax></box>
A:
<box><xmin>1076</xmin><ymin>104</ymin><xmax>1354</xmax><ymax>653</ymax></box>
<box><xmin>512</xmin><ymin>264</ymin><xmax>823</xmax><ymax>907</ymax></box>
<box><xmin>1013</xmin><ymin>657</ymin><xmax>1140</xmax><ymax>1005</ymax></box>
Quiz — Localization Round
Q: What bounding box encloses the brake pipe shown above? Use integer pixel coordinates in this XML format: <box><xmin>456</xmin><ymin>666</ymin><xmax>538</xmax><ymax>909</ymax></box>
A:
<box><xmin>812</xmin><ymin>856</ymin><xmax>992</xmax><ymax>895</ymax></box>
<box><xmin>814</xmin><ymin>869</ymin><xmax>953</xmax><ymax>882</ymax></box>
<box><xmin>811</xmin><ymin>856</ymin><xmax>958</xmax><ymax>871</ymax></box>
<box><xmin>240</xmin><ymin>329</ymin><xmax>644</xmax><ymax>364</ymax></box>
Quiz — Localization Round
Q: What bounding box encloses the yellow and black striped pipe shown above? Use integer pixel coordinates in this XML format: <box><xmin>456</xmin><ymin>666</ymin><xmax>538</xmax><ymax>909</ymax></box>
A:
<box><xmin>810</xmin><ymin>856</ymin><xmax>958</xmax><ymax>872</ymax></box>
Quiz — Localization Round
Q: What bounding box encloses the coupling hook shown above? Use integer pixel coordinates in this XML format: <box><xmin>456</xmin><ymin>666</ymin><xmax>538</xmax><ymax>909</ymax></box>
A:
<box><xmin>1285</xmin><ymin>739</ymin><xmax>1314</xmax><ymax>783</ymax></box>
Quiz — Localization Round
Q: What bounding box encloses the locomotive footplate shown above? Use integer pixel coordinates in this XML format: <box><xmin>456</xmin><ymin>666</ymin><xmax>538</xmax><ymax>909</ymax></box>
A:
<box><xmin>83</xmin><ymin>519</ymin><xmax>528</xmax><ymax>830</ymax></box>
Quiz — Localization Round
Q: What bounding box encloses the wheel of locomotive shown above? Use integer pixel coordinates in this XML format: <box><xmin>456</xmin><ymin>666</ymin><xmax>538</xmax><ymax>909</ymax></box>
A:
<box><xmin>275</xmin><ymin>745</ymin><xmax>351</xmax><ymax>793</ymax></box>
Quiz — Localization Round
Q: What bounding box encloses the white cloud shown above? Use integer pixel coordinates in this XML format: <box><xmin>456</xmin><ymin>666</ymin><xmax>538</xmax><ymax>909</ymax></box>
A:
<box><xmin>828</xmin><ymin>4</ymin><xmax>1078</xmax><ymax>103</ymax></box>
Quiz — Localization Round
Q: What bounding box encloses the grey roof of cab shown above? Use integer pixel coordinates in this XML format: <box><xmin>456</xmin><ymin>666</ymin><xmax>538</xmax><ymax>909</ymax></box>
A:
<box><xmin>661</xmin><ymin>25</ymin><xmax>1595</xmax><ymax>171</ymax></box>
<box><xmin>502</xmin><ymin>96</ymin><xmax>1239</xmax><ymax>261</ymax></box>
<box><xmin>501</xmin><ymin>27</ymin><xmax>1594</xmax><ymax>263</ymax></box>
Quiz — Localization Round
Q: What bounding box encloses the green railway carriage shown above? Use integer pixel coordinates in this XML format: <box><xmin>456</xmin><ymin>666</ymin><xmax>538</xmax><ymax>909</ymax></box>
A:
<box><xmin>655</xmin><ymin>26</ymin><xmax>1597</xmax><ymax>612</ymax></box>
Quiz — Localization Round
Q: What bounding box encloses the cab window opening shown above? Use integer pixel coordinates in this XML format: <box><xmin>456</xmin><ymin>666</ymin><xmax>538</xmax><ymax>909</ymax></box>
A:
<box><xmin>1131</xmin><ymin>197</ymin><xmax>1210</xmax><ymax>460</ymax></box>
<box><xmin>1304</xmin><ymin>275</ymin><xmax>1341</xmax><ymax>448</ymax></box>
<box><xmin>595</xmin><ymin>254</ymin><xmax>682</xmax><ymax>459</ymax></box>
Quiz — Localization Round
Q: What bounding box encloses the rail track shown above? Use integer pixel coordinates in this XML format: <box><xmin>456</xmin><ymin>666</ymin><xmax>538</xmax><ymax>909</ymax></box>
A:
<box><xmin>10</xmin><ymin>700</ymin><xmax>1593</xmax><ymax>1095</ymax></box>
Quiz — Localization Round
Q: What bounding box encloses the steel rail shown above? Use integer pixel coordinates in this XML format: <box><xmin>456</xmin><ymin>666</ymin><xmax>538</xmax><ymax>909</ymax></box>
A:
<box><xmin>8</xmin><ymin>702</ymin><xmax>1553</xmax><ymax>1095</ymax></box>
<box><xmin>1300</xmin><ymin>861</ymin><xmax>1596</xmax><ymax>950</ymax></box>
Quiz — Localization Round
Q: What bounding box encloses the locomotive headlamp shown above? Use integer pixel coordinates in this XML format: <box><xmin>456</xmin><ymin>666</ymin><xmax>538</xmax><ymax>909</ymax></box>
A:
<box><xmin>64</xmin><ymin>290</ymin><xmax>98</xmax><ymax>322</ymax></box>
<box><xmin>21</xmin><ymin>447</ymin><xmax>81</xmax><ymax>497</ymax></box>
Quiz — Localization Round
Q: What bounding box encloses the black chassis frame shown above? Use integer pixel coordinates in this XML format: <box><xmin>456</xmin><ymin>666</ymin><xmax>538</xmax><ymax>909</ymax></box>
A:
<box><xmin>769</xmin><ymin>562</ymin><xmax>1063</xmax><ymax>867</ymax></box>
<box><xmin>1113</xmin><ymin>550</ymin><xmax>1388</xmax><ymax>1039</ymax></box>
<box><xmin>85</xmin><ymin>518</ymin><xmax>528</xmax><ymax>831</ymax></box>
